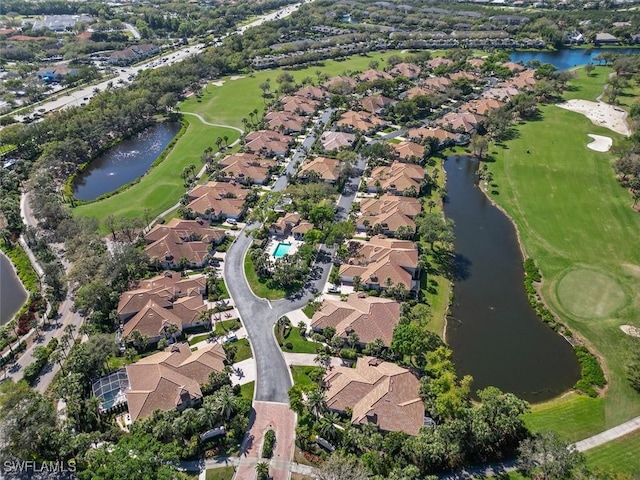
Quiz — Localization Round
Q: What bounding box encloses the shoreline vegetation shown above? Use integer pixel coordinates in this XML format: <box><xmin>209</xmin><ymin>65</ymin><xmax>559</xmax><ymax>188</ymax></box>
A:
<box><xmin>0</xmin><ymin>242</ymin><xmax>39</xmax><ymax>325</ymax></box>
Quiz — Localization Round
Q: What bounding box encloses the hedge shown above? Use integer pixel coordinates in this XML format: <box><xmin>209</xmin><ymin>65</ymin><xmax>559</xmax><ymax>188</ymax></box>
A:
<box><xmin>573</xmin><ymin>346</ymin><xmax>607</xmax><ymax>397</ymax></box>
<box><xmin>261</xmin><ymin>429</ymin><xmax>276</xmax><ymax>458</ymax></box>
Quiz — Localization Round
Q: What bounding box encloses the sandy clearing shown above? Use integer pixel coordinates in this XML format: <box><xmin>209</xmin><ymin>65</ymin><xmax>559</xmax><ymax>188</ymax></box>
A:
<box><xmin>586</xmin><ymin>134</ymin><xmax>613</xmax><ymax>152</ymax></box>
<box><xmin>230</xmin><ymin>75</ymin><xmax>245</xmax><ymax>80</ymax></box>
<box><xmin>621</xmin><ymin>325</ymin><xmax>640</xmax><ymax>338</ymax></box>
<box><xmin>556</xmin><ymin>99</ymin><xmax>630</xmax><ymax>136</ymax></box>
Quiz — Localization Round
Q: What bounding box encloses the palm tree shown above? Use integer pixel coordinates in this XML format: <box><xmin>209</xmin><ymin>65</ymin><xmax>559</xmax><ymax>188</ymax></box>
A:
<box><xmin>213</xmin><ymin>385</ymin><xmax>237</xmax><ymax>421</ymax></box>
<box><xmin>0</xmin><ymin>228</ymin><xmax>11</xmax><ymax>246</ymax></box>
<box><xmin>305</xmin><ymin>387</ymin><xmax>327</xmax><ymax>420</ymax></box>
<box><xmin>255</xmin><ymin>462</ymin><xmax>269</xmax><ymax>480</ymax></box>
<box><xmin>319</xmin><ymin>411</ymin><xmax>340</xmax><ymax>442</ymax></box>
<box><xmin>164</xmin><ymin>323</ymin><xmax>180</xmax><ymax>342</ymax></box>
<box><xmin>49</xmin><ymin>349</ymin><xmax>65</xmax><ymax>375</ymax></box>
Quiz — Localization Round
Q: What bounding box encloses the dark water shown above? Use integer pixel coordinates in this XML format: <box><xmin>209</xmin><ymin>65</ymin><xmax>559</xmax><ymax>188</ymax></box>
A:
<box><xmin>444</xmin><ymin>156</ymin><xmax>580</xmax><ymax>402</ymax></box>
<box><xmin>73</xmin><ymin>122</ymin><xmax>181</xmax><ymax>201</ymax></box>
<box><xmin>510</xmin><ymin>47</ymin><xmax>640</xmax><ymax>71</ymax></box>
<box><xmin>0</xmin><ymin>251</ymin><xmax>28</xmax><ymax>325</ymax></box>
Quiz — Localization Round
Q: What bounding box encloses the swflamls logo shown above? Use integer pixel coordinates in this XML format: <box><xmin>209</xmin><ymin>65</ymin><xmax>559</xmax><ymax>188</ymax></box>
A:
<box><xmin>3</xmin><ymin>459</ymin><xmax>76</xmax><ymax>473</ymax></box>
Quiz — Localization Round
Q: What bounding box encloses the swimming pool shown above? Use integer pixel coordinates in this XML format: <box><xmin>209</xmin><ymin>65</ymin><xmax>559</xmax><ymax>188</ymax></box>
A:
<box><xmin>273</xmin><ymin>242</ymin><xmax>292</xmax><ymax>258</ymax></box>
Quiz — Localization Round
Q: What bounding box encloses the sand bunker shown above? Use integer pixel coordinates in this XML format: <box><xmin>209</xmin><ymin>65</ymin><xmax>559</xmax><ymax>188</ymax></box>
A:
<box><xmin>211</xmin><ymin>80</ymin><xmax>225</xmax><ymax>87</ymax></box>
<box><xmin>230</xmin><ymin>75</ymin><xmax>245</xmax><ymax>80</ymax></box>
<box><xmin>586</xmin><ymin>134</ymin><xmax>613</xmax><ymax>152</ymax></box>
<box><xmin>621</xmin><ymin>325</ymin><xmax>640</xmax><ymax>338</ymax></box>
<box><xmin>557</xmin><ymin>100</ymin><xmax>630</xmax><ymax>136</ymax></box>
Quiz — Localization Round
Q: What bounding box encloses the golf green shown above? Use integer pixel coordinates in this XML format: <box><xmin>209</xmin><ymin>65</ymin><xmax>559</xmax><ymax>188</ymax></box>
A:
<box><xmin>556</xmin><ymin>267</ymin><xmax>627</xmax><ymax>319</ymax></box>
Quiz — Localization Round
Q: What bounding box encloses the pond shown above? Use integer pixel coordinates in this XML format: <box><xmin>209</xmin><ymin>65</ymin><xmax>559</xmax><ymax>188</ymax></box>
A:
<box><xmin>443</xmin><ymin>155</ymin><xmax>580</xmax><ymax>402</ymax></box>
<box><xmin>0</xmin><ymin>251</ymin><xmax>28</xmax><ymax>326</ymax></box>
<box><xmin>72</xmin><ymin>122</ymin><xmax>181</xmax><ymax>201</ymax></box>
<box><xmin>510</xmin><ymin>47</ymin><xmax>640</xmax><ymax>71</ymax></box>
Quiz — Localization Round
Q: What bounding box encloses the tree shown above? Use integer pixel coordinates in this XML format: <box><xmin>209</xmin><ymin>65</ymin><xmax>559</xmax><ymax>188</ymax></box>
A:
<box><xmin>391</xmin><ymin>324</ymin><xmax>443</xmax><ymax>367</ymax></box>
<box><xmin>211</xmin><ymin>385</ymin><xmax>238</xmax><ymax>421</ymax></box>
<box><xmin>518</xmin><ymin>431</ymin><xmax>585</xmax><ymax>480</ymax></box>
<box><xmin>305</xmin><ymin>387</ymin><xmax>327</xmax><ymax>420</ymax></box>
<box><xmin>417</xmin><ymin>212</ymin><xmax>454</xmax><ymax>250</ymax></box>
<box><xmin>470</xmin><ymin>133</ymin><xmax>489</xmax><ymax>160</ymax></box>
<box><xmin>317</xmin><ymin>453</ymin><xmax>371</xmax><ymax>480</ymax></box>
<box><xmin>256</xmin><ymin>462</ymin><xmax>270</xmax><ymax>480</ymax></box>
<box><xmin>584</xmin><ymin>63</ymin><xmax>596</xmax><ymax>76</ymax></box>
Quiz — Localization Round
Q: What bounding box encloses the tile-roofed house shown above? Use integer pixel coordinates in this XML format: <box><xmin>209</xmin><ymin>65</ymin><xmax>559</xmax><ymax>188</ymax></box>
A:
<box><xmin>295</xmin><ymin>85</ymin><xmax>329</xmax><ymax>100</ymax></box>
<box><xmin>280</xmin><ymin>95</ymin><xmax>319</xmax><ymax>115</ymax></box>
<box><xmin>292</xmin><ymin>221</ymin><xmax>314</xmax><ymax>240</ymax></box>
<box><xmin>502</xmin><ymin>70</ymin><xmax>537</xmax><ymax>91</ymax></box>
<box><xmin>118</xmin><ymin>272</ymin><xmax>207</xmax><ymax>322</ymax></box>
<box><xmin>122</xmin><ymin>300</ymin><xmax>185</xmax><ymax>340</ymax></box>
<box><xmin>219</xmin><ymin>152</ymin><xmax>277</xmax><ymax>185</ymax></box>
<box><xmin>339</xmin><ymin>236</ymin><xmax>419</xmax><ymax>292</ymax></box>
<box><xmin>337</xmin><ymin>110</ymin><xmax>387</xmax><ymax>133</ymax></box>
<box><xmin>405</xmin><ymin>86</ymin><xmax>435</xmax><ymax>100</ymax></box>
<box><xmin>437</xmin><ymin>111</ymin><xmax>484</xmax><ymax>133</ymax></box>
<box><xmin>427</xmin><ymin>57</ymin><xmax>454</xmax><ymax>70</ymax></box>
<box><xmin>407</xmin><ymin>126</ymin><xmax>460</xmax><ymax>146</ymax></box>
<box><xmin>462</xmin><ymin>98</ymin><xmax>505</xmax><ymax>116</ymax></box>
<box><xmin>320</xmin><ymin>131</ymin><xmax>356</xmax><ymax>152</ymax></box>
<box><xmin>144</xmin><ymin>230</ymin><xmax>210</xmax><ymax>269</ymax></box>
<box><xmin>311</xmin><ymin>293</ymin><xmax>401</xmax><ymax>345</ymax></box>
<box><xmin>390</xmin><ymin>62</ymin><xmax>422</xmax><ymax>79</ymax></box>
<box><xmin>502</xmin><ymin>61</ymin><xmax>525</xmax><ymax>73</ymax></box>
<box><xmin>449</xmin><ymin>71</ymin><xmax>479</xmax><ymax>82</ymax></box>
<box><xmin>186</xmin><ymin>181</ymin><xmax>249</xmax><ymax>220</ymax></box>
<box><xmin>125</xmin><ymin>342</ymin><xmax>226</xmax><ymax>422</ymax></box>
<box><xmin>324</xmin><ymin>356</ymin><xmax>424</xmax><ymax>435</ymax></box>
<box><xmin>269</xmin><ymin>212</ymin><xmax>302</xmax><ymax>236</ymax></box>
<box><xmin>244</xmin><ymin>130</ymin><xmax>292</xmax><ymax>156</ymax></box>
<box><xmin>482</xmin><ymin>86</ymin><xmax>520</xmax><ymax>102</ymax></box>
<box><xmin>359</xmin><ymin>95</ymin><xmax>394</xmax><ymax>114</ymax></box>
<box><xmin>467</xmin><ymin>58</ymin><xmax>485</xmax><ymax>69</ymax></box>
<box><xmin>392</xmin><ymin>141</ymin><xmax>425</xmax><ymax>162</ymax></box>
<box><xmin>298</xmin><ymin>156</ymin><xmax>341</xmax><ymax>183</ymax></box>
<box><xmin>264</xmin><ymin>111</ymin><xmax>306</xmax><ymax>134</ymax></box>
<box><xmin>422</xmin><ymin>76</ymin><xmax>452</xmax><ymax>93</ymax></box>
<box><xmin>358</xmin><ymin>69</ymin><xmax>393</xmax><ymax>82</ymax></box>
<box><xmin>143</xmin><ymin>219</ymin><xmax>226</xmax><ymax>269</ymax></box>
<box><xmin>323</xmin><ymin>76</ymin><xmax>358</xmax><ymax>94</ymax></box>
<box><xmin>357</xmin><ymin>195</ymin><xmax>421</xmax><ymax>235</ymax></box>
<box><xmin>366</xmin><ymin>161</ymin><xmax>425</xmax><ymax>196</ymax></box>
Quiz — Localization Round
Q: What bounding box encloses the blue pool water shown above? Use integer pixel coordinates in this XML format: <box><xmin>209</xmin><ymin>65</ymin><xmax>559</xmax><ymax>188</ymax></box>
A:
<box><xmin>273</xmin><ymin>242</ymin><xmax>292</xmax><ymax>258</ymax></box>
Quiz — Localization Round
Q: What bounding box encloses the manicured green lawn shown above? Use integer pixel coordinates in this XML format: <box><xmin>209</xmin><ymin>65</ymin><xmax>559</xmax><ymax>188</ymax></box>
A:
<box><xmin>234</xmin><ymin>338</ymin><xmax>253</xmax><ymax>362</ymax></box>
<box><xmin>277</xmin><ymin>325</ymin><xmax>321</xmax><ymax>354</ymax></box>
<box><xmin>585</xmin><ymin>430</ymin><xmax>640</xmax><ymax>476</ymax></box>
<box><xmin>563</xmin><ymin>65</ymin><xmax>612</xmax><ymax>102</ymax></box>
<box><xmin>524</xmin><ymin>393</ymin><xmax>605</xmax><ymax>442</ymax></box>
<box><xmin>214</xmin><ymin>319</ymin><xmax>242</xmax><ymax>335</ymax></box>
<box><xmin>290</xmin><ymin>366</ymin><xmax>323</xmax><ymax>388</ymax></box>
<box><xmin>302</xmin><ymin>301</ymin><xmax>321</xmax><ymax>319</ymax></box>
<box><xmin>486</xmin><ymin>68</ymin><xmax>640</xmax><ymax>434</ymax></box>
<box><xmin>205</xmin><ymin>466</ymin><xmax>235</xmax><ymax>480</ymax></box>
<box><xmin>188</xmin><ymin>333</ymin><xmax>210</xmax><ymax>346</ymax></box>
<box><xmin>239</xmin><ymin>381</ymin><xmax>255</xmax><ymax>401</ymax></box>
<box><xmin>73</xmin><ymin>117</ymin><xmax>239</xmax><ymax>231</ymax></box>
<box><xmin>243</xmin><ymin>252</ymin><xmax>287</xmax><ymax>300</ymax></box>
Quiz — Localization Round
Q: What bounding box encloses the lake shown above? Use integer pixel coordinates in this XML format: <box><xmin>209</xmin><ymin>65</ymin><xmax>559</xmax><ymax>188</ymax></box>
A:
<box><xmin>444</xmin><ymin>156</ymin><xmax>580</xmax><ymax>402</ymax></box>
<box><xmin>510</xmin><ymin>47</ymin><xmax>640</xmax><ymax>71</ymax></box>
<box><xmin>0</xmin><ymin>251</ymin><xmax>28</xmax><ymax>326</ymax></box>
<box><xmin>72</xmin><ymin>122</ymin><xmax>181</xmax><ymax>201</ymax></box>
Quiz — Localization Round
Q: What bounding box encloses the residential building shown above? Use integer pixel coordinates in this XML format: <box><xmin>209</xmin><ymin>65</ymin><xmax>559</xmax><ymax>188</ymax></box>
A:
<box><xmin>124</xmin><ymin>342</ymin><xmax>226</xmax><ymax>421</ymax></box>
<box><xmin>311</xmin><ymin>293</ymin><xmax>401</xmax><ymax>346</ymax></box>
<box><xmin>358</xmin><ymin>69</ymin><xmax>393</xmax><ymax>82</ymax></box>
<box><xmin>264</xmin><ymin>111</ymin><xmax>306</xmax><ymax>134</ymax></box>
<box><xmin>437</xmin><ymin>111</ymin><xmax>484</xmax><ymax>133</ymax></box>
<box><xmin>407</xmin><ymin>126</ymin><xmax>460</xmax><ymax>146</ymax></box>
<box><xmin>324</xmin><ymin>356</ymin><xmax>425</xmax><ymax>435</ymax></box>
<box><xmin>357</xmin><ymin>195</ymin><xmax>421</xmax><ymax>236</ymax></box>
<box><xmin>219</xmin><ymin>152</ymin><xmax>277</xmax><ymax>185</ymax></box>
<box><xmin>366</xmin><ymin>161</ymin><xmax>425</xmax><ymax>196</ymax></box>
<box><xmin>320</xmin><ymin>131</ymin><xmax>356</xmax><ymax>152</ymax></box>
<box><xmin>359</xmin><ymin>95</ymin><xmax>394</xmax><ymax>114</ymax></box>
<box><xmin>390</xmin><ymin>62</ymin><xmax>422</xmax><ymax>79</ymax></box>
<box><xmin>392</xmin><ymin>141</ymin><xmax>425</xmax><ymax>162</ymax></box>
<box><xmin>186</xmin><ymin>181</ymin><xmax>249</xmax><ymax>220</ymax></box>
<box><xmin>337</xmin><ymin>110</ymin><xmax>387</xmax><ymax>133</ymax></box>
<box><xmin>298</xmin><ymin>156</ymin><xmax>341</xmax><ymax>183</ymax></box>
<box><xmin>244</xmin><ymin>130</ymin><xmax>292</xmax><ymax>156</ymax></box>
<box><xmin>339</xmin><ymin>236</ymin><xmax>419</xmax><ymax>292</ymax></box>
<box><xmin>280</xmin><ymin>95</ymin><xmax>319</xmax><ymax>115</ymax></box>
<box><xmin>36</xmin><ymin>66</ymin><xmax>77</xmax><ymax>83</ymax></box>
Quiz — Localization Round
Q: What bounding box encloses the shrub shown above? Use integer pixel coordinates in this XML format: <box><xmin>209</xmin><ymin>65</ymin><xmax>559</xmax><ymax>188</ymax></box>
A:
<box><xmin>262</xmin><ymin>429</ymin><xmax>276</xmax><ymax>458</ymax></box>
<box><xmin>573</xmin><ymin>346</ymin><xmax>606</xmax><ymax>397</ymax></box>
<box><xmin>285</xmin><ymin>342</ymin><xmax>293</xmax><ymax>350</ymax></box>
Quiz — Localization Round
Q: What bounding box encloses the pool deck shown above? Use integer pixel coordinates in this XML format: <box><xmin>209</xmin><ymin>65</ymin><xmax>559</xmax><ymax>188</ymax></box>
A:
<box><xmin>266</xmin><ymin>236</ymin><xmax>301</xmax><ymax>259</ymax></box>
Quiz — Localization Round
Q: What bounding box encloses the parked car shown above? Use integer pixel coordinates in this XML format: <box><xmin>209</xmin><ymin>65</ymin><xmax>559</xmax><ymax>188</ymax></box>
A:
<box><xmin>328</xmin><ymin>285</ymin><xmax>340</xmax><ymax>294</ymax></box>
